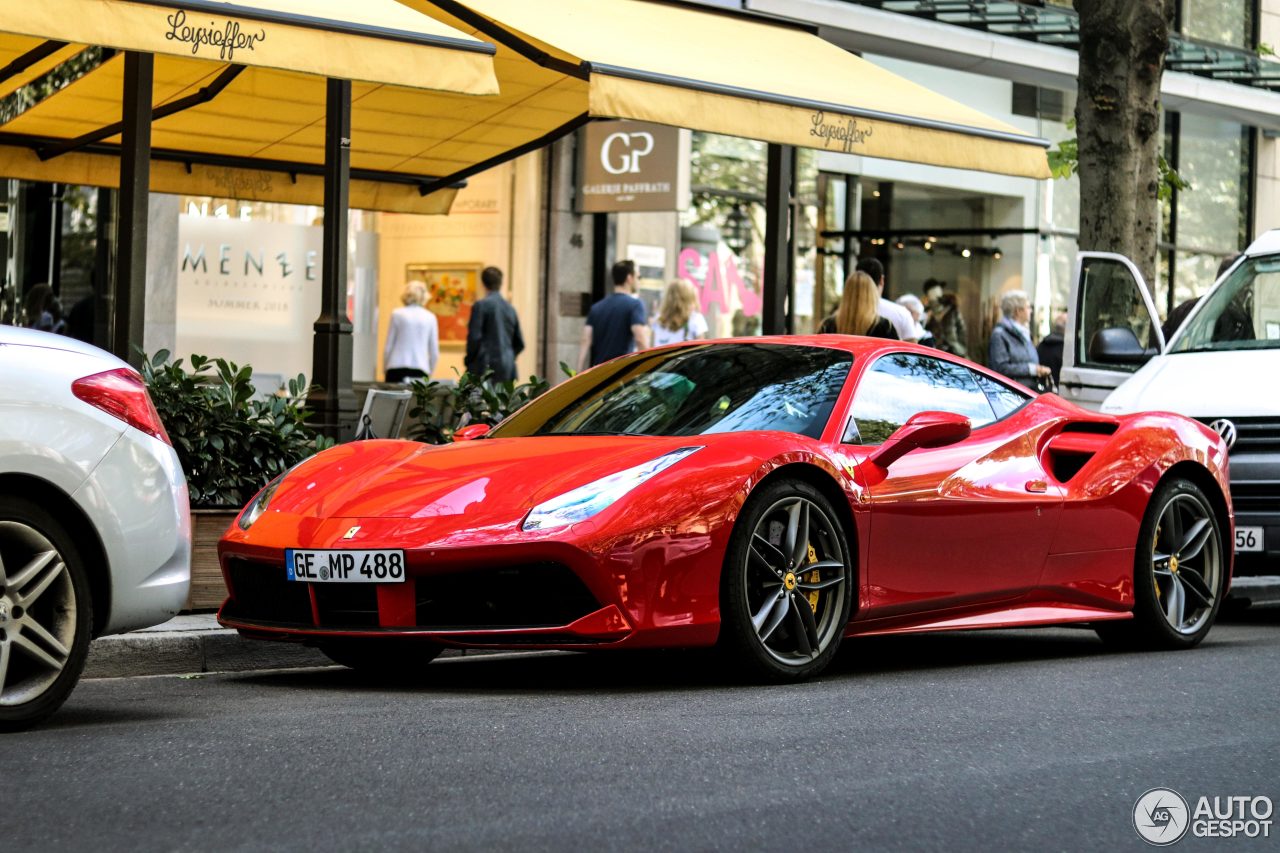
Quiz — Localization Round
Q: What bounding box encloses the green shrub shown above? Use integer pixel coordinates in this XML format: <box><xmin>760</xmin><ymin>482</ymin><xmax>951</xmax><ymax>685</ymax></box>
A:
<box><xmin>406</xmin><ymin>370</ymin><xmax>549</xmax><ymax>444</ymax></box>
<box><xmin>141</xmin><ymin>350</ymin><xmax>334</xmax><ymax>508</ymax></box>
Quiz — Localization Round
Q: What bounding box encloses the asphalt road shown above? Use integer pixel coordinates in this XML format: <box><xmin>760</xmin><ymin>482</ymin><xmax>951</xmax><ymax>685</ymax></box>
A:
<box><xmin>7</xmin><ymin>611</ymin><xmax>1280</xmax><ymax>852</ymax></box>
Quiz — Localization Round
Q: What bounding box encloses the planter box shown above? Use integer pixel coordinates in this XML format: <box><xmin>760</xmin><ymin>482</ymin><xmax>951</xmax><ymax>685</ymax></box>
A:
<box><xmin>186</xmin><ymin>509</ymin><xmax>238</xmax><ymax>611</ymax></box>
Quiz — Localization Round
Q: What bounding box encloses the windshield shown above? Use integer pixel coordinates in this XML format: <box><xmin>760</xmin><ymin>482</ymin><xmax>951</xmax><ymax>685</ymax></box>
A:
<box><xmin>1171</xmin><ymin>255</ymin><xmax>1280</xmax><ymax>353</ymax></box>
<box><xmin>490</xmin><ymin>343</ymin><xmax>853</xmax><ymax>440</ymax></box>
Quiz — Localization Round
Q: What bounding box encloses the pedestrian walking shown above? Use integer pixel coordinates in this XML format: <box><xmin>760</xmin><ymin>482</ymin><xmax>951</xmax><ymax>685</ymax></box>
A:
<box><xmin>988</xmin><ymin>289</ymin><xmax>1052</xmax><ymax>391</ymax></box>
<box><xmin>578</xmin><ymin>259</ymin><xmax>651</xmax><ymax>370</ymax></box>
<box><xmin>465</xmin><ymin>266</ymin><xmax>525</xmax><ymax>382</ymax></box>
<box><xmin>383</xmin><ymin>280</ymin><xmax>439</xmax><ymax>384</ymax></box>
<box><xmin>856</xmin><ymin>257</ymin><xmax>917</xmax><ymax>342</ymax></box>
<box><xmin>1037</xmin><ymin>311</ymin><xmax>1067</xmax><ymax>386</ymax></box>
<box><xmin>651</xmin><ymin>280</ymin><xmax>708</xmax><ymax>346</ymax></box>
<box><xmin>924</xmin><ymin>279</ymin><xmax>968</xmax><ymax>357</ymax></box>
<box><xmin>818</xmin><ymin>271</ymin><xmax>900</xmax><ymax>338</ymax></box>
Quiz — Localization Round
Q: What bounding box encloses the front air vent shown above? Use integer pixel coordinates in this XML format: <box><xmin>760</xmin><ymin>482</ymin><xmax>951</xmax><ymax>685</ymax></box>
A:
<box><xmin>1043</xmin><ymin>427</ymin><xmax>1111</xmax><ymax>483</ymax></box>
<box><xmin>414</xmin><ymin>563</ymin><xmax>599</xmax><ymax>629</ymax></box>
<box><xmin>224</xmin><ymin>558</ymin><xmax>313</xmax><ymax>626</ymax></box>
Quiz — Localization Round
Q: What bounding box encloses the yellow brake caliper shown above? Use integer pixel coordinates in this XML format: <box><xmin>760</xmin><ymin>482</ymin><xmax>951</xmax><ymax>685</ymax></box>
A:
<box><xmin>1153</xmin><ymin>527</ymin><xmax>1161</xmax><ymax>599</ymax></box>
<box><xmin>806</xmin><ymin>544</ymin><xmax>820</xmax><ymax>612</ymax></box>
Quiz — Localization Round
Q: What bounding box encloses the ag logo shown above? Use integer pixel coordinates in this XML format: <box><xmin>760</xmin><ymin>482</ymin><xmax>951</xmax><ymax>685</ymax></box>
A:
<box><xmin>600</xmin><ymin>131</ymin><xmax>654</xmax><ymax>175</ymax></box>
<box><xmin>1134</xmin><ymin>788</ymin><xmax>1190</xmax><ymax>845</ymax></box>
<box><xmin>1208</xmin><ymin>418</ymin><xmax>1237</xmax><ymax>450</ymax></box>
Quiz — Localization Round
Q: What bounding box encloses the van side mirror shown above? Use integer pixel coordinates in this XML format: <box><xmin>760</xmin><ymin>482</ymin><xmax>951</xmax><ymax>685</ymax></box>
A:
<box><xmin>868</xmin><ymin>411</ymin><xmax>971</xmax><ymax>470</ymax></box>
<box><xmin>1089</xmin><ymin>327</ymin><xmax>1158</xmax><ymax>366</ymax></box>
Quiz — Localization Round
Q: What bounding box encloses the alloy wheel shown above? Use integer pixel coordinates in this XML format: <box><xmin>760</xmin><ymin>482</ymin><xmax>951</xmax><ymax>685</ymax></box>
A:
<box><xmin>744</xmin><ymin>496</ymin><xmax>848</xmax><ymax>665</ymax></box>
<box><xmin>0</xmin><ymin>521</ymin><xmax>77</xmax><ymax>707</ymax></box>
<box><xmin>1151</xmin><ymin>493</ymin><xmax>1221</xmax><ymax>636</ymax></box>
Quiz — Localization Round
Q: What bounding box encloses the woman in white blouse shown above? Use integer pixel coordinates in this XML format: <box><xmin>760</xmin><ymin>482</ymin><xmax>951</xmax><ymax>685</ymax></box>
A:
<box><xmin>651</xmin><ymin>279</ymin><xmax>708</xmax><ymax>347</ymax></box>
<box><xmin>383</xmin><ymin>281</ymin><xmax>439</xmax><ymax>383</ymax></box>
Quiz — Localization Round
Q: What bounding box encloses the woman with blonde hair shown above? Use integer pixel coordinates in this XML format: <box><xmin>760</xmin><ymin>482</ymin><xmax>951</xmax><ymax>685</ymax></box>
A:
<box><xmin>818</xmin><ymin>270</ymin><xmax>899</xmax><ymax>339</ymax></box>
<box><xmin>383</xmin><ymin>280</ymin><xmax>439</xmax><ymax>383</ymax></box>
<box><xmin>651</xmin><ymin>279</ymin><xmax>708</xmax><ymax>346</ymax></box>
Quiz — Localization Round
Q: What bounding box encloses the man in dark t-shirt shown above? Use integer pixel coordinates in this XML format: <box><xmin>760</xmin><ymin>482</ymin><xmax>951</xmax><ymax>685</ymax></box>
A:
<box><xmin>577</xmin><ymin>259</ymin><xmax>651</xmax><ymax>370</ymax></box>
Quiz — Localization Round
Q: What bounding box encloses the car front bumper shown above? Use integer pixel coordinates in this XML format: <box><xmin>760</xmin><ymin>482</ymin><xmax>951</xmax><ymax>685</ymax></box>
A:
<box><xmin>216</xmin><ymin>523</ymin><xmax>724</xmax><ymax>651</ymax></box>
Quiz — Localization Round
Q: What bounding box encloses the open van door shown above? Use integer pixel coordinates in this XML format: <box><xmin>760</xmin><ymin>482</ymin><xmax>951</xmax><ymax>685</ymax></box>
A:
<box><xmin>1060</xmin><ymin>252</ymin><xmax>1165</xmax><ymax>411</ymax></box>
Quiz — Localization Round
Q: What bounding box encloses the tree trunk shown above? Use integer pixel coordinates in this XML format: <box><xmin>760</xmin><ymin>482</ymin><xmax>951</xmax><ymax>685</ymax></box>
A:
<box><xmin>1074</xmin><ymin>0</ymin><xmax>1174</xmax><ymax>291</ymax></box>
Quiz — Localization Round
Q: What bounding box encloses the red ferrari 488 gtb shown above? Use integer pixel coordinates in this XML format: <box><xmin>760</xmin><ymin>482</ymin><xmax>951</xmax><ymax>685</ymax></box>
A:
<box><xmin>218</xmin><ymin>337</ymin><xmax>1232</xmax><ymax>680</ymax></box>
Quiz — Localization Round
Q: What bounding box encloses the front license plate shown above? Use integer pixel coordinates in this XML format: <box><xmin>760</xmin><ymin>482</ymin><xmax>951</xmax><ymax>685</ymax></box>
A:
<box><xmin>285</xmin><ymin>549</ymin><xmax>407</xmax><ymax>583</ymax></box>
<box><xmin>1235</xmin><ymin>527</ymin><xmax>1265</xmax><ymax>553</ymax></box>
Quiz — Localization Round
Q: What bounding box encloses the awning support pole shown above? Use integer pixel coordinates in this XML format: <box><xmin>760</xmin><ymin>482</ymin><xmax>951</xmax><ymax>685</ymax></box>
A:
<box><xmin>112</xmin><ymin>51</ymin><xmax>152</xmax><ymax>368</ymax></box>
<box><xmin>762</xmin><ymin>143</ymin><xmax>794</xmax><ymax>335</ymax></box>
<box><xmin>308</xmin><ymin>77</ymin><xmax>357</xmax><ymax>441</ymax></box>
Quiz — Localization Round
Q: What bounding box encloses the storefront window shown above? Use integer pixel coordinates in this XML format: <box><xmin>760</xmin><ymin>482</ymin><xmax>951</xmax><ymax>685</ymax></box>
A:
<box><xmin>1180</xmin><ymin>0</ymin><xmax>1255</xmax><ymax>48</ymax></box>
<box><xmin>1162</xmin><ymin>113</ymin><xmax>1251</xmax><ymax>314</ymax></box>
<box><xmin>680</xmin><ymin>133</ymin><xmax>768</xmax><ymax>339</ymax></box>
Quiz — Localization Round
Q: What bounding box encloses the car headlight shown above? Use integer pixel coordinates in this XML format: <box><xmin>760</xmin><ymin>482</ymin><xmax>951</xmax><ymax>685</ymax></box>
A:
<box><xmin>237</xmin><ymin>473</ymin><xmax>287</xmax><ymax>530</ymax></box>
<box><xmin>522</xmin><ymin>446</ymin><xmax>702</xmax><ymax>532</ymax></box>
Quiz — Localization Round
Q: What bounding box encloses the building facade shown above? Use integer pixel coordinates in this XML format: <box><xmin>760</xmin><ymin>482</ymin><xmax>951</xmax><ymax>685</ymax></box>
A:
<box><xmin>3</xmin><ymin>0</ymin><xmax>1278</xmax><ymax>392</ymax></box>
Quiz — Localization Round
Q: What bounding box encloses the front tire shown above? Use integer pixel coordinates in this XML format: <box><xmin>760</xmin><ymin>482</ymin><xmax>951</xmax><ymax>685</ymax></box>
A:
<box><xmin>0</xmin><ymin>497</ymin><xmax>93</xmax><ymax>731</ymax></box>
<box><xmin>1097</xmin><ymin>477</ymin><xmax>1225</xmax><ymax>650</ymax></box>
<box><xmin>719</xmin><ymin>479</ymin><xmax>853</xmax><ymax>681</ymax></box>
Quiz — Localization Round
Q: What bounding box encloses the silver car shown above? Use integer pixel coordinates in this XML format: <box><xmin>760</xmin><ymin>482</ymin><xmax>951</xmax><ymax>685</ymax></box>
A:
<box><xmin>0</xmin><ymin>327</ymin><xmax>190</xmax><ymax>729</ymax></box>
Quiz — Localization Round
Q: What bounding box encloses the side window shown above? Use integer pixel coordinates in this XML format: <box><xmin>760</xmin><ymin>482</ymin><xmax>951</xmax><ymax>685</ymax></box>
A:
<box><xmin>1076</xmin><ymin>256</ymin><xmax>1160</xmax><ymax>370</ymax></box>
<box><xmin>845</xmin><ymin>354</ymin><xmax>996</xmax><ymax>444</ymax></box>
<box><xmin>971</xmin><ymin>370</ymin><xmax>1030</xmax><ymax>419</ymax></box>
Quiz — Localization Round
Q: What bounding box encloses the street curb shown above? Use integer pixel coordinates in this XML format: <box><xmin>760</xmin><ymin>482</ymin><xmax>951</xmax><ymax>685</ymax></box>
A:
<box><xmin>83</xmin><ymin>619</ymin><xmax>495</xmax><ymax>679</ymax></box>
<box><xmin>84</xmin><ymin>628</ymin><xmax>331</xmax><ymax>679</ymax></box>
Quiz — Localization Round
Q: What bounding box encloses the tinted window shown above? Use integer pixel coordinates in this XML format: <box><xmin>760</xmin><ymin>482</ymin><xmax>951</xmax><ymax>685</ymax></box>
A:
<box><xmin>845</xmin><ymin>353</ymin><xmax>996</xmax><ymax>445</ymax></box>
<box><xmin>491</xmin><ymin>343</ymin><xmax>853</xmax><ymax>440</ymax></box>
<box><xmin>1172</xmin><ymin>255</ymin><xmax>1280</xmax><ymax>353</ymax></box>
<box><xmin>971</xmin><ymin>370</ymin><xmax>1030</xmax><ymax>419</ymax></box>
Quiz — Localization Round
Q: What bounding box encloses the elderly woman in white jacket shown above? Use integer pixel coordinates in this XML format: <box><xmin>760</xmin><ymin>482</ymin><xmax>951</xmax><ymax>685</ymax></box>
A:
<box><xmin>383</xmin><ymin>281</ymin><xmax>439</xmax><ymax>383</ymax></box>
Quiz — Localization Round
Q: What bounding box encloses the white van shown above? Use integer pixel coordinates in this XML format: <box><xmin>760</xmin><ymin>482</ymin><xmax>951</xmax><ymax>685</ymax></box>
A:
<box><xmin>1059</xmin><ymin>236</ymin><xmax>1280</xmax><ymax>596</ymax></box>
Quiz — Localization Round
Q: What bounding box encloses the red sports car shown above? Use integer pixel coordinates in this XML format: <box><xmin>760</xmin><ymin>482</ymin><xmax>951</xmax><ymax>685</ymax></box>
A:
<box><xmin>218</xmin><ymin>337</ymin><xmax>1232</xmax><ymax>680</ymax></box>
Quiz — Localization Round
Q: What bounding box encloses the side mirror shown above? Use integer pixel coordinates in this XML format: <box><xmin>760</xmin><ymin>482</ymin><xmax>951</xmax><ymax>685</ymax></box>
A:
<box><xmin>868</xmin><ymin>411</ymin><xmax>971</xmax><ymax>470</ymax></box>
<box><xmin>453</xmin><ymin>423</ymin><xmax>491</xmax><ymax>442</ymax></box>
<box><xmin>1089</xmin><ymin>327</ymin><xmax>1157</xmax><ymax>366</ymax></box>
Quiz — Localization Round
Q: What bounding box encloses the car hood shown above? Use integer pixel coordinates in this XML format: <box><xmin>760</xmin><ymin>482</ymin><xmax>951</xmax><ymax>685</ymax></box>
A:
<box><xmin>1101</xmin><ymin>349</ymin><xmax>1280</xmax><ymax>417</ymax></box>
<box><xmin>270</xmin><ymin>435</ymin><xmax>713</xmax><ymax>522</ymax></box>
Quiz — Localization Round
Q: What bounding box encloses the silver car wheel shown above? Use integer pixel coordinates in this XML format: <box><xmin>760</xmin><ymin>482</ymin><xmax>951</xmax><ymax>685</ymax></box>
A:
<box><xmin>0</xmin><ymin>521</ymin><xmax>76</xmax><ymax>707</ymax></box>
<box><xmin>1151</xmin><ymin>493</ymin><xmax>1222</xmax><ymax>636</ymax></box>
<box><xmin>744</xmin><ymin>496</ymin><xmax>848</xmax><ymax>666</ymax></box>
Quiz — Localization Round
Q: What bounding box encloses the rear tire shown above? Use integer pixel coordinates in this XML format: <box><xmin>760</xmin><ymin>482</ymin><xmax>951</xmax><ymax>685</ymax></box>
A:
<box><xmin>317</xmin><ymin>639</ymin><xmax>442</xmax><ymax>675</ymax></box>
<box><xmin>1096</xmin><ymin>477</ymin><xmax>1225</xmax><ymax>650</ymax></box>
<box><xmin>0</xmin><ymin>497</ymin><xmax>93</xmax><ymax>732</ymax></box>
<box><xmin>718</xmin><ymin>479</ymin><xmax>853</xmax><ymax>681</ymax></box>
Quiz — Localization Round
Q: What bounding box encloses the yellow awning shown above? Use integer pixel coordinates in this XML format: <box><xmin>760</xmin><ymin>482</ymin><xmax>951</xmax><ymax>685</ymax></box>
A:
<box><xmin>0</xmin><ymin>0</ymin><xmax>498</xmax><ymax>92</ymax></box>
<box><xmin>397</xmin><ymin>0</ymin><xmax>1050</xmax><ymax>180</ymax></box>
<box><xmin>0</xmin><ymin>1</ymin><xmax>498</xmax><ymax>212</ymax></box>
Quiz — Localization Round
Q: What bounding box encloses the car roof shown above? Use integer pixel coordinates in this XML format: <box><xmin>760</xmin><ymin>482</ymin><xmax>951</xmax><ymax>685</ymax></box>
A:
<box><xmin>1244</xmin><ymin>228</ymin><xmax>1280</xmax><ymax>257</ymax></box>
<box><xmin>668</xmin><ymin>334</ymin><xmax>922</xmax><ymax>359</ymax></box>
